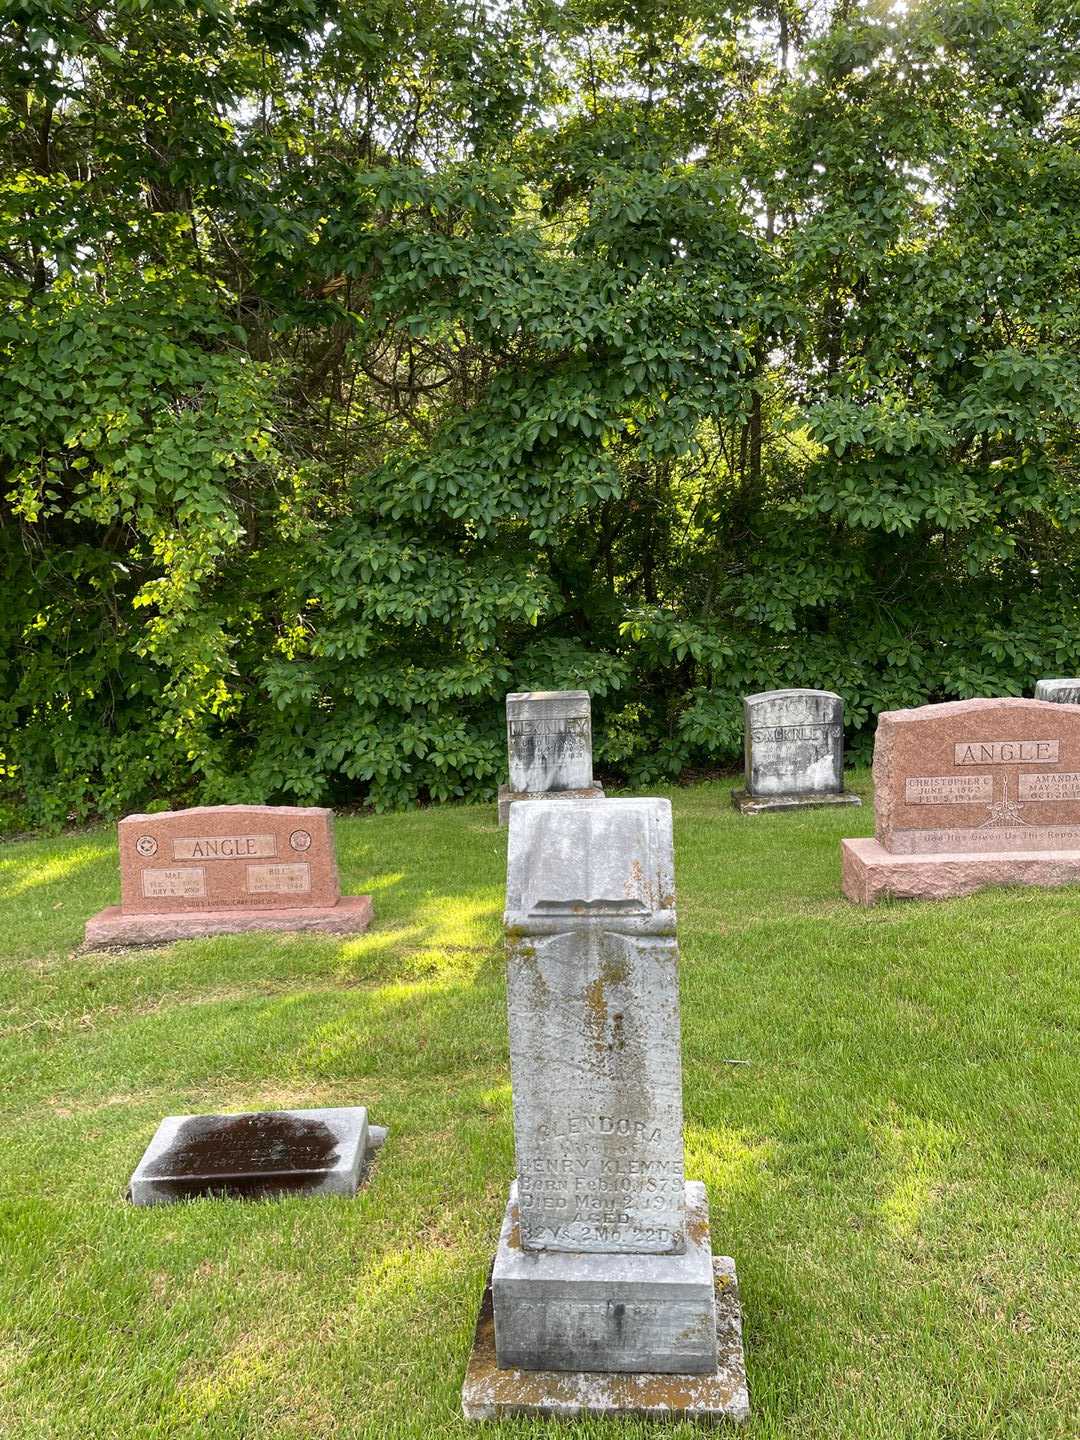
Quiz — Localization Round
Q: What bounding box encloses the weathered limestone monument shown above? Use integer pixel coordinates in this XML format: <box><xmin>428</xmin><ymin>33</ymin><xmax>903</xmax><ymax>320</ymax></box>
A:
<box><xmin>462</xmin><ymin>797</ymin><xmax>749</xmax><ymax>1423</ymax></box>
<box><xmin>732</xmin><ymin>687</ymin><xmax>860</xmax><ymax>814</ymax></box>
<box><xmin>84</xmin><ymin>804</ymin><xmax>373</xmax><ymax>947</ymax></box>
<box><xmin>129</xmin><ymin>1106</ymin><xmax>373</xmax><ymax>1205</ymax></box>
<box><xmin>843</xmin><ymin>697</ymin><xmax>1080</xmax><ymax>903</ymax></box>
<box><xmin>497</xmin><ymin>690</ymin><xmax>603</xmax><ymax>825</ymax></box>
<box><xmin>1035</xmin><ymin>679</ymin><xmax>1080</xmax><ymax>705</ymax></box>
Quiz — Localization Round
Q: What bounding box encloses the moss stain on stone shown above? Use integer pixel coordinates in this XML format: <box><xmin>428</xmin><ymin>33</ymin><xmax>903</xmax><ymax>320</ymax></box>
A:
<box><xmin>584</xmin><ymin>943</ymin><xmax>630</xmax><ymax>1059</ymax></box>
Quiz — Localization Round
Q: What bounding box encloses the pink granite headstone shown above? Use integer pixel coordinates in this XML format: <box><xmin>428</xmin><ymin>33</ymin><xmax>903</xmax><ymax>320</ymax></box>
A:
<box><xmin>842</xmin><ymin>698</ymin><xmax>1080</xmax><ymax>903</ymax></box>
<box><xmin>85</xmin><ymin>804</ymin><xmax>373</xmax><ymax>947</ymax></box>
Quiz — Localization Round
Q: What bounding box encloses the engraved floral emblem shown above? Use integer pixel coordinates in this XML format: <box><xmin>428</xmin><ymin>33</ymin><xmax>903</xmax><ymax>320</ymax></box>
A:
<box><xmin>977</xmin><ymin>776</ymin><xmax>1031</xmax><ymax>829</ymax></box>
<box><xmin>289</xmin><ymin>829</ymin><xmax>312</xmax><ymax>852</ymax></box>
<box><xmin>135</xmin><ymin>835</ymin><xmax>158</xmax><ymax>857</ymax></box>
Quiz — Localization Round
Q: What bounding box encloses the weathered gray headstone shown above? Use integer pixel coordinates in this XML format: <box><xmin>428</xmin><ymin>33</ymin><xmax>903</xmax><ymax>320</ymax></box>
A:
<box><xmin>497</xmin><ymin>690</ymin><xmax>603</xmax><ymax>824</ymax></box>
<box><xmin>462</xmin><ymin>798</ymin><xmax>748</xmax><ymax>1422</ymax></box>
<box><xmin>732</xmin><ymin>687</ymin><xmax>860</xmax><ymax>814</ymax></box>
<box><xmin>1035</xmin><ymin>679</ymin><xmax>1080</xmax><ymax>705</ymax></box>
<box><xmin>129</xmin><ymin>1106</ymin><xmax>371</xmax><ymax>1205</ymax></box>
<box><xmin>504</xmin><ymin>799</ymin><xmax>684</xmax><ymax>1258</ymax></box>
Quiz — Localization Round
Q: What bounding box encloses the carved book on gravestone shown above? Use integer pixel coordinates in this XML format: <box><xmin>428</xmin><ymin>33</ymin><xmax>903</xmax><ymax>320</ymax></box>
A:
<box><xmin>461</xmin><ymin>798</ymin><xmax>748</xmax><ymax>1424</ymax></box>
<box><xmin>842</xmin><ymin>697</ymin><xmax>1080</xmax><ymax>903</ymax></box>
<box><xmin>732</xmin><ymin>688</ymin><xmax>860</xmax><ymax>814</ymax></box>
<box><xmin>497</xmin><ymin>690</ymin><xmax>603</xmax><ymax>825</ymax></box>
<box><xmin>84</xmin><ymin>805</ymin><xmax>373</xmax><ymax>948</ymax></box>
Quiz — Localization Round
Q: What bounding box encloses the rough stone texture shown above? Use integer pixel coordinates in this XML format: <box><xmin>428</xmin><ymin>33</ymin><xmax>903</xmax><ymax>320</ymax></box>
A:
<box><xmin>85</xmin><ymin>895</ymin><xmax>372</xmax><ymax>949</ymax></box>
<box><xmin>506</xmin><ymin>691</ymin><xmax>594</xmax><ymax>794</ymax></box>
<box><xmin>493</xmin><ymin>1182</ymin><xmax>717</xmax><ymax>1374</ymax></box>
<box><xmin>872</xmin><ymin>698</ymin><xmax>1080</xmax><ymax>855</ymax></box>
<box><xmin>462</xmin><ymin>1255</ymin><xmax>749</xmax><ymax>1424</ymax></box>
<box><xmin>743</xmin><ymin>688</ymin><xmax>848</xmax><ymax>799</ymax></box>
<box><xmin>505</xmin><ymin>799</ymin><xmax>683</xmax><ymax>1254</ymax></box>
<box><xmin>85</xmin><ymin>804</ymin><xmax>373</xmax><ymax>948</ymax></box>
<box><xmin>1035</xmin><ymin>679</ymin><xmax>1080</xmax><ymax>705</ymax></box>
<box><xmin>117</xmin><ymin>804</ymin><xmax>341</xmax><ymax>912</ymax></box>
<box><xmin>498</xmin><ymin>783</ymin><xmax>604</xmax><ymax>827</ymax></box>
<box><xmin>505</xmin><ymin>797</ymin><xmax>676</xmax><ymax>940</ymax></box>
<box><xmin>129</xmin><ymin>1106</ymin><xmax>369</xmax><ymax>1205</ymax></box>
<box><xmin>841</xmin><ymin>836</ymin><xmax>1080</xmax><ymax>904</ymax></box>
<box><xmin>731</xmin><ymin>787</ymin><xmax>861</xmax><ymax>815</ymax></box>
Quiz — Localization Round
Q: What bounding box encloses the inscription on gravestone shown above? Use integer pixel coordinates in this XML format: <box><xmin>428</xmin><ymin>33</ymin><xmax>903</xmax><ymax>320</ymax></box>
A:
<box><xmin>875</xmin><ymin>703</ymin><xmax>1080</xmax><ymax>854</ymax></box>
<box><xmin>498</xmin><ymin>691</ymin><xmax>604</xmax><ymax>824</ymax></box>
<box><xmin>505</xmin><ymin>801</ymin><xmax>683</xmax><ymax>1254</ymax></box>
<box><xmin>507</xmin><ymin>691</ymin><xmax>594</xmax><ymax>793</ymax></box>
<box><xmin>1035</xmin><ymin>679</ymin><xmax>1080</xmax><ymax>705</ymax></box>
<box><xmin>118</xmin><ymin>806</ymin><xmax>339</xmax><ymax>912</ymax></box>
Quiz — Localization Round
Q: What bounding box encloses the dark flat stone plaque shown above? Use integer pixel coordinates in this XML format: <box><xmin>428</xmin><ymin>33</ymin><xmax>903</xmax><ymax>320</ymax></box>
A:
<box><xmin>129</xmin><ymin>1106</ymin><xmax>369</xmax><ymax>1205</ymax></box>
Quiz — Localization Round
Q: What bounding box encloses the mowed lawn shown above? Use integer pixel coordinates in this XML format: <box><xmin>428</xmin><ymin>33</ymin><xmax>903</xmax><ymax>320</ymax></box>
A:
<box><xmin>1</xmin><ymin>777</ymin><xmax>1078</xmax><ymax>1440</ymax></box>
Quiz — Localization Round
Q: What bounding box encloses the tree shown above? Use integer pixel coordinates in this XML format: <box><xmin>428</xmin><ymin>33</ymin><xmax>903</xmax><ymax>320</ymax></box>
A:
<box><xmin>2</xmin><ymin>0</ymin><xmax>1078</xmax><ymax>824</ymax></box>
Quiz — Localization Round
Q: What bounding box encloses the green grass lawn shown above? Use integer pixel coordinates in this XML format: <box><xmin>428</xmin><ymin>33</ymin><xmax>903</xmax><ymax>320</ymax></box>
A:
<box><xmin>1</xmin><ymin>775</ymin><xmax>1078</xmax><ymax>1439</ymax></box>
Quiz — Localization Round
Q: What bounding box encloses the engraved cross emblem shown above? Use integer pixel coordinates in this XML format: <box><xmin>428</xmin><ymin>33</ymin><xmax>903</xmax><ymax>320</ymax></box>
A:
<box><xmin>978</xmin><ymin>776</ymin><xmax>1031</xmax><ymax>829</ymax></box>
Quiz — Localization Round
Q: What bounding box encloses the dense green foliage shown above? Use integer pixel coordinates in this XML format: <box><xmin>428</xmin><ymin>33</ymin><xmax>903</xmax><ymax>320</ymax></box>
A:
<box><xmin>2</xmin><ymin>0</ymin><xmax>1079</xmax><ymax>822</ymax></box>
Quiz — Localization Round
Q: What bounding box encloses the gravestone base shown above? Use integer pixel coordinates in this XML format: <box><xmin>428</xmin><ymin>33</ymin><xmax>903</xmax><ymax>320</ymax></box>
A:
<box><xmin>497</xmin><ymin>784</ymin><xmax>604</xmax><ymax>826</ymax></box>
<box><xmin>462</xmin><ymin>1254</ymin><xmax>748</xmax><ymax>1424</ymax></box>
<box><xmin>731</xmin><ymin>787</ymin><xmax>861</xmax><ymax>816</ymax></box>
<box><xmin>842</xmin><ymin>837</ymin><xmax>1080</xmax><ymax>904</ymax></box>
<box><xmin>129</xmin><ymin>1106</ymin><xmax>371</xmax><ymax>1205</ymax></box>
<box><xmin>492</xmin><ymin>1182</ymin><xmax>717</xmax><ymax>1376</ymax></box>
<box><xmin>84</xmin><ymin>894</ymin><xmax>373</xmax><ymax>950</ymax></box>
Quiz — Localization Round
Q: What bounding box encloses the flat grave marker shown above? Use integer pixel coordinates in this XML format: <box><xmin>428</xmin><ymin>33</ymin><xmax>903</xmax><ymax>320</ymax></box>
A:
<box><xmin>129</xmin><ymin>1106</ymin><xmax>371</xmax><ymax>1205</ymax></box>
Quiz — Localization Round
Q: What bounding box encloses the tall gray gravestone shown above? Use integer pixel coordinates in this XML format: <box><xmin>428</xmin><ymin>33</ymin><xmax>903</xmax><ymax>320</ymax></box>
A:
<box><xmin>732</xmin><ymin>687</ymin><xmax>860</xmax><ymax>814</ymax></box>
<box><xmin>497</xmin><ymin>690</ymin><xmax>603</xmax><ymax>825</ymax></box>
<box><xmin>1035</xmin><ymin>679</ymin><xmax>1080</xmax><ymax>705</ymax></box>
<box><xmin>461</xmin><ymin>798</ymin><xmax>749</xmax><ymax>1423</ymax></box>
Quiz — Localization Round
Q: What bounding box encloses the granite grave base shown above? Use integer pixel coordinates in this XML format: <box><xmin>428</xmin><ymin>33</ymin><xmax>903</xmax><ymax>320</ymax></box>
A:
<box><xmin>497</xmin><ymin>783</ymin><xmax>603</xmax><ymax>826</ymax></box>
<box><xmin>85</xmin><ymin>893</ymin><xmax>373</xmax><ymax>949</ymax></box>
<box><xmin>462</xmin><ymin>1255</ymin><xmax>748</xmax><ymax>1424</ymax></box>
<box><xmin>492</xmin><ymin>1182</ymin><xmax>717</xmax><ymax>1376</ymax></box>
<box><xmin>731</xmin><ymin>787</ymin><xmax>861</xmax><ymax>816</ymax></box>
<box><xmin>842</xmin><ymin>836</ymin><xmax>1080</xmax><ymax>905</ymax></box>
<box><xmin>129</xmin><ymin>1106</ymin><xmax>372</xmax><ymax>1205</ymax></box>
